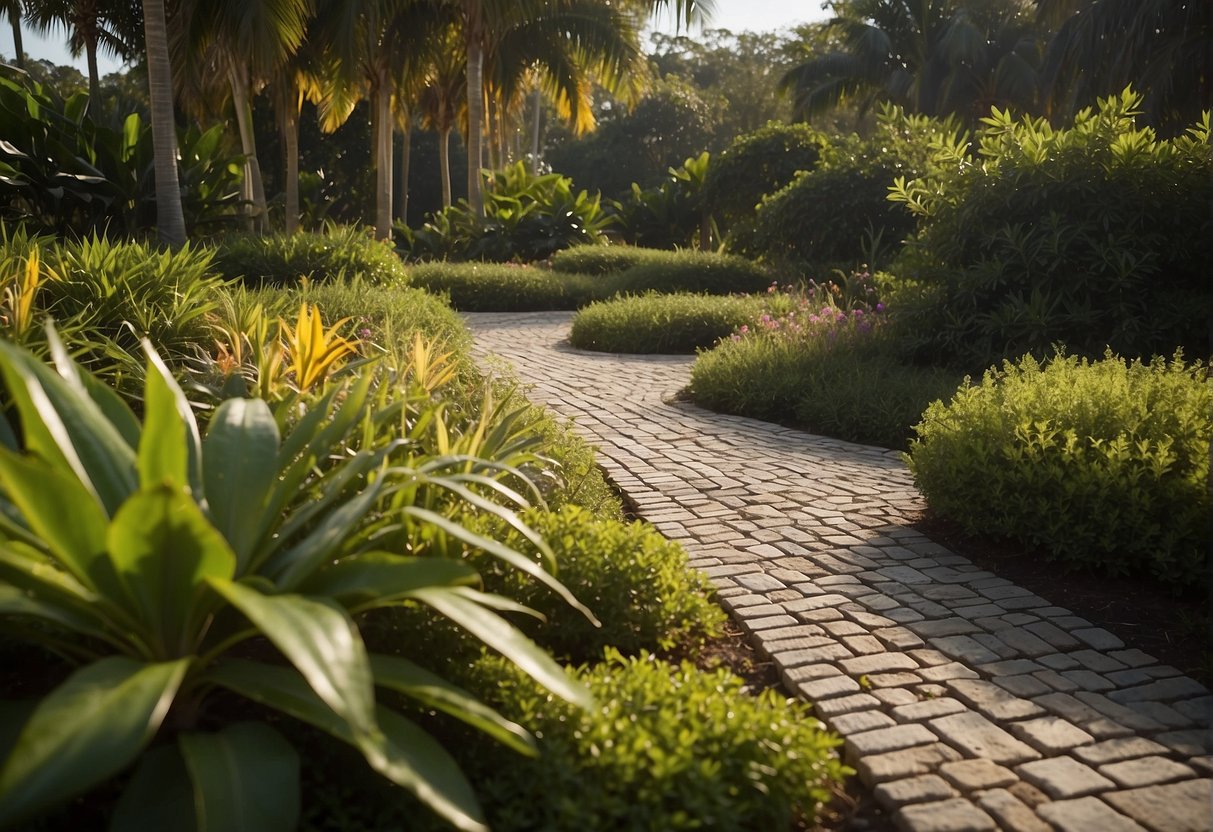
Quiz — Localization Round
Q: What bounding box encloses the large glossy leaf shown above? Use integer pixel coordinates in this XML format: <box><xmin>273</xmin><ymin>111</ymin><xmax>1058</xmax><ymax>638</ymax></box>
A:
<box><xmin>0</xmin><ymin>339</ymin><xmax>137</xmax><ymax>516</ymax></box>
<box><xmin>110</xmin><ymin>745</ymin><xmax>197</xmax><ymax>832</ymax></box>
<box><xmin>143</xmin><ymin>342</ymin><xmax>205</xmax><ymax>498</ymax></box>
<box><xmin>108</xmin><ymin>486</ymin><xmax>236</xmax><ymax>655</ymax></box>
<box><xmin>179</xmin><ymin>723</ymin><xmax>300</xmax><ymax>832</ymax></box>
<box><xmin>207</xmin><ymin>580</ymin><xmax>377</xmax><ymax>743</ymax></box>
<box><xmin>0</xmin><ymin>584</ymin><xmax>102</xmax><ymax>636</ymax></box>
<box><xmin>301</xmin><ymin>552</ymin><xmax>478</xmax><ymax>607</ymax></box>
<box><xmin>370</xmin><ymin>654</ymin><xmax>534</xmax><ymax>756</ymax></box>
<box><xmin>202</xmin><ymin>398</ymin><xmax>280</xmax><ymax>571</ymax></box>
<box><xmin>0</xmin><ymin>448</ymin><xmax>119</xmax><ymax>597</ymax></box>
<box><xmin>206</xmin><ymin>660</ymin><xmax>486</xmax><ymax>832</ymax></box>
<box><xmin>137</xmin><ymin>354</ymin><xmax>190</xmax><ymax>491</ymax></box>
<box><xmin>45</xmin><ymin>326</ymin><xmax>139</xmax><ymax>450</ymax></box>
<box><xmin>0</xmin><ymin>656</ymin><xmax>189</xmax><ymax>826</ymax></box>
<box><xmin>410</xmin><ymin>586</ymin><xmax>592</xmax><ymax>710</ymax></box>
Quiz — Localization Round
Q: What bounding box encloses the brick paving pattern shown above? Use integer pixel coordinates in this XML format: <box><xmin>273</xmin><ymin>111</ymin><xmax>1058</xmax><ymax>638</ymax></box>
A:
<box><xmin>466</xmin><ymin>311</ymin><xmax>1213</xmax><ymax>831</ymax></box>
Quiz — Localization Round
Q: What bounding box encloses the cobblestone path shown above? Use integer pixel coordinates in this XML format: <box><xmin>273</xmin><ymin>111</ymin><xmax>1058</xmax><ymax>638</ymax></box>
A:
<box><xmin>466</xmin><ymin>311</ymin><xmax>1212</xmax><ymax>832</ymax></box>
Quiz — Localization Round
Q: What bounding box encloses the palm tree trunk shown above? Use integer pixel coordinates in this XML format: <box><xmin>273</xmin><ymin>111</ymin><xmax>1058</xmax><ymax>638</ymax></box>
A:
<box><xmin>86</xmin><ymin>40</ymin><xmax>101</xmax><ymax>102</ymax></box>
<box><xmin>486</xmin><ymin>94</ymin><xmax>499</xmax><ymax>171</ymax></box>
<box><xmin>284</xmin><ymin>100</ymin><xmax>300</xmax><ymax>234</ymax></box>
<box><xmin>439</xmin><ymin>126</ymin><xmax>452</xmax><ymax>208</ymax></box>
<box><xmin>396</xmin><ymin>125</ymin><xmax>410</xmax><ymax>224</ymax></box>
<box><xmin>529</xmin><ymin>85</ymin><xmax>541</xmax><ymax>173</ymax></box>
<box><xmin>142</xmin><ymin>0</ymin><xmax>186</xmax><ymax>248</ymax></box>
<box><xmin>8</xmin><ymin>10</ymin><xmax>23</xmax><ymax>70</ymax></box>
<box><xmin>465</xmin><ymin>20</ymin><xmax>485</xmax><ymax>215</ymax></box>
<box><xmin>374</xmin><ymin>79</ymin><xmax>393</xmax><ymax>240</ymax></box>
<box><xmin>229</xmin><ymin>65</ymin><xmax>268</xmax><ymax>233</ymax></box>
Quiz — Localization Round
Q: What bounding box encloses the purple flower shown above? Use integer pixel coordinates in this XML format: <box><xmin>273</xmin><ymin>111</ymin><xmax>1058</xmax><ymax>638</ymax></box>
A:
<box><xmin>875</xmin><ymin>302</ymin><xmax>885</xmax><ymax>313</ymax></box>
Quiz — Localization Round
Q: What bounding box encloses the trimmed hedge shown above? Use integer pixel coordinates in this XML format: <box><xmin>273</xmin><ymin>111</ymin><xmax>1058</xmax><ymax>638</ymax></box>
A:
<box><xmin>548</xmin><ymin>244</ymin><xmax>671</xmax><ymax>275</ymax></box>
<box><xmin>606</xmin><ymin>250</ymin><xmax>772</xmax><ymax>296</ymax></box>
<box><xmin>210</xmin><ymin>226</ymin><xmax>409</xmax><ymax>286</ymax></box>
<box><xmin>908</xmin><ymin>351</ymin><xmax>1211</xmax><ymax>587</ymax></box>
<box><xmin>409</xmin><ymin>262</ymin><xmax>597</xmax><ymax>311</ymax></box>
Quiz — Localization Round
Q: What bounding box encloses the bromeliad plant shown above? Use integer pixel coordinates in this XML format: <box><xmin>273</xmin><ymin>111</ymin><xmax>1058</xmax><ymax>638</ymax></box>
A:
<box><xmin>0</xmin><ymin>329</ymin><xmax>593</xmax><ymax>831</ymax></box>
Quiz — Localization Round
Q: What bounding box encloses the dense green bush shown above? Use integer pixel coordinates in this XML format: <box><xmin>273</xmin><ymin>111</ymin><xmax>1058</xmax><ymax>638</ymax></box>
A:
<box><xmin>474</xmin><ymin>506</ymin><xmax>726</xmax><ymax>662</ymax></box>
<box><xmin>571</xmin><ymin>292</ymin><xmax>794</xmax><ymax>354</ymax></box>
<box><xmin>908</xmin><ymin>351</ymin><xmax>1211</xmax><ymax>586</ymax></box>
<box><xmin>610</xmin><ymin>152</ymin><xmax>715</xmax><ymax>250</ymax></box>
<box><xmin>606</xmin><ymin>250</ymin><xmax>773</xmax><ymax>296</ymax></box>
<box><xmin>398</xmin><ymin>163</ymin><xmax>613</xmax><ymax>263</ymax></box>
<box><xmin>409</xmin><ymin>262</ymin><xmax>597</xmax><ymax>311</ymax></box>
<box><xmin>444</xmin><ymin>652</ymin><xmax>847</xmax><ymax>832</ymax></box>
<box><xmin>887</xmin><ymin>89</ymin><xmax>1213</xmax><ymax>368</ymax></box>
<box><xmin>703</xmin><ymin>122</ymin><xmax>827</xmax><ymax>234</ymax></box>
<box><xmin>689</xmin><ymin>287</ymin><xmax>960</xmax><ymax>450</ymax></box>
<box><xmin>210</xmin><ymin>226</ymin><xmax>409</xmax><ymax>287</ymax></box>
<box><xmin>549</xmin><ymin>245</ymin><xmax>680</xmax><ymax>275</ymax></box>
<box><xmin>739</xmin><ymin>107</ymin><xmax>957</xmax><ymax>272</ymax></box>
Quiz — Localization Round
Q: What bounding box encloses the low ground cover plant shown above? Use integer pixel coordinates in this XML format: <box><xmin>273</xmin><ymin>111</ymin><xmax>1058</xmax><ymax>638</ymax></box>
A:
<box><xmin>570</xmin><ymin>290</ymin><xmax>796</xmax><ymax>354</ymax></box>
<box><xmin>210</xmin><ymin>225</ymin><xmax>410</xmax><ymax>287</ymax></box>
<box><xmin>908</xmin><ymin>351</ymin><xmax>1211</xmax><ymax>586</ymax></box>
<box><xmin>548</xmin><ymin>244</ymin><xmax>676</xmax><ymax>276</ymax></box>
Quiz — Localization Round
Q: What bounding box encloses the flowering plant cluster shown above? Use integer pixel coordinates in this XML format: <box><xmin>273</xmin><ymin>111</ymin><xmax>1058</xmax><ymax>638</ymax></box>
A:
<box><xmin>735</xmin><ymin>271</ymin><xmax>885</xmax><ymax>343</ymax></box>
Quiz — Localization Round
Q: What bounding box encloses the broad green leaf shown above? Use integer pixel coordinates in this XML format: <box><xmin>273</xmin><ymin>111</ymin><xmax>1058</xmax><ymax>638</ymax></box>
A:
<box><xmin>207</xmin><ymin>580</ymin><xmax>377</xmax><ymax>743</ymax></box>
<box><xmin>300</xmin><ymin>552</ymin><xmax>477</xmax><ymax>607</ymax></box>
<box><xmin>202</xmin><ymin>398</ymin><xmax>280</xmax><ymax>570</ymax></box>
<box><xmin>110</xmin><ymin>745</ymin><xmax>197</xmax><ymax>832</ymax></box>
<box><xmin>138</xmin><ymin>355</ymin><xmax>190</xmax><ymax>491</ymax></box>
<box><xmin>0</xmin><ymin>700</ymin><xmax>36</xmax><ymax>764</ymax></box>
<box><xmin>0</xmin><ymin>656</ymin><xmax>189</xmax><ymax>826</ymax></box>
<box><xmin>205</xmin><ymin>661</ymin><xmax>486</xmax><ymax>832</ymax></box>
<box><xmin>410</xmin><ymin>587</ymin><xmax>592</xmax><ymax>710</ymax></box>
<box><xmin>370</xmin><ymin>654</ymin><xmax>534</xmax><ymax>756</ymax></box>
<box><xmin>0</xmin><ymin>339</ymin><xmax>137</xmax><ymax>516</ymax></box>
<box><xmin>0</xmin><ymin>583</ymin><xmax>102</xmax><ymax>636</ymax></box>
<box><xmin>45</xmin><ymin>325</ymin><xmax>139</xmax><ymax>450</ymax></box>
<box><xmin>107</xmin><ymin>486</ymin><xmax>236</xmax><ymax>655</ymax></box>
<box><xmin>143</xmin><ymin>342</ymin><xmax>205</xmax><ymax>498</ymax></box>
<box><xmin>0</xmin><ymin>448</ymin><xmax>118</xmax><ymax>597</ymax></box>
<box><xmin>179</xmin><ymin>723</ymin><xmax>300</xmax><ymax>832</ymax></box>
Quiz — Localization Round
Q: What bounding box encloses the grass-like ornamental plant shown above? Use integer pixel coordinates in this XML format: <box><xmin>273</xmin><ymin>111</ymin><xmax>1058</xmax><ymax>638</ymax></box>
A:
<box><xmin>907</xmin><ymin>351</ymin><xmax>1211</xmax><ymax>586</ymax></box>
<box><xmin>0</xmin><ymin>330</ymin><xmax>591</xmax><ymax>831</ymax></box>
<box><xmin>210</xmin><ymin>225</ymin><xmax>409</xmax><ymax>287</ymax></box>
<box><xmin>439</xmin><ymin>651</ymin><xmax>849</xmax><ymax>831</ymax></box>
<box><xmin>570</xmin><ymin>291</ymin><xmax>796</xmax><ymax>354</ymax></box>
<box><xmin>548</xmin><ymin>245</ymin><xmax>677</xmax><ymax>276</ymax></box>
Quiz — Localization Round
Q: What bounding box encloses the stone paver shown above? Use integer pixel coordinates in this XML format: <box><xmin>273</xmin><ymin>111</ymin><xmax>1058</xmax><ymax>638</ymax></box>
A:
<box><xmin>467</xmin><ymin>312</ymin><xmax>1213</xmax><ymax>832</ymax></box>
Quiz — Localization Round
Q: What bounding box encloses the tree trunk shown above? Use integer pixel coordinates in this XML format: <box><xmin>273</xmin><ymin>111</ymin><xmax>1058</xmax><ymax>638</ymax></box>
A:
<box><xmin>142</xmin><ymin>0</ymin><xmax>186</xmax><ymax>248</ymax></box>
<box><xmin>9</xmin><ymin>11</ymin><xmax>23</xmax><ymax>70</ymax></box>
<box><xmin>374</xmin><ymin>78</ymin><xmax>393</xmax><ymax>240</ymax></box>
<box><xmin>283</xmin><ymin>98</ymin><xmax>300</xmax><ymax>233</ymax></box>
<box><xmin>529</xmin><ymin>85</ymin><xmax>541</xmax><ymax>173</ymax></box>
<box><xmin>464</xmin><ymin>16</ymin><xmax>484</xmax><ymax>215</ymax></box>
<box><xmin>486</xmin><ymin>94</ymin><xmax>499</xmax><ymax>171</ymax></box>
<box><xmin>86</xmin><ymin>39</ymin><xmax>100</xmax><ymax>103</ymax></box>
<box><xmin>439</xmin><ymin>126</ymin><xmax>452</xmax><ymax>208</ymax></box>
<box><xmin>229</xmin><ymin>64</ymin><xmax>268</xmax><ymax>233</ymax></box>
<box><xmin>396</xmin><ymin>124</ymin><xmax>411</xmax><ymax>224</ymax></box>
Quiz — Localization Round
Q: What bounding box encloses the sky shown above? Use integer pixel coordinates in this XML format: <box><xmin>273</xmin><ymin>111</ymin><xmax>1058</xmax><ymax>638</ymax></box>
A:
<box><xmin>0</xmin><ymin>1</ymin><xmax>832</xmax><ymax>78</ymax></box>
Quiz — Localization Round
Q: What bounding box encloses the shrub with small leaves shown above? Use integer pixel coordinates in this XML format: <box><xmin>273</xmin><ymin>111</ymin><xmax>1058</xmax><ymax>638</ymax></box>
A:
<box><xmin>410</xmin><ymin>262</ymin><xmax>598</xmax><ymax>311</ymax></box>
<box><xmin>548</xmin><ymin>245</ymin><xmax>678</xmax><ymax>276</ymax></box>
<box><xmin>210</xmin><ymin>225</ymin><xmax>409</xmax><ymax>287</ymax></box>
<box><xmin>907</xmin><ymin>351</ymin><xmax>1211</xmax><ymax>586</ymax></box>
<box><xmin>605</xmin><ymin>250</ymin><xmax>773</xmax><ymax>296</ymax></box>
<box><xmin>446</xmin><ymin>650</ymin><xmax>849</xmax><ymax>832</ymax></box>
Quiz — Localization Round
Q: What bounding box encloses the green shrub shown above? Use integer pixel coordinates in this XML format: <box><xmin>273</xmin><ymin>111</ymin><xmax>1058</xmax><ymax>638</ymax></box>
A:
<box><xmin>606</xmin><ymin>250</ymin><xmax>772</xmax><ymax>296</ymax></box>
<box><xmin>210</xmin><ymin>225</ymin><xmax>409</xmax><ymax>287</ymax></box>
<box><xmin>410</xmin><ymin>262</ymin><xmax>598</xmax><ymax>312</ymax></box>
<box><xmin>474</xmin><ymin>506</ymin><xmax>726</xmax><ymax>662</ymax></box>
<box><xmin>703</xmin><ymin>122</ymin><xmax>827</xmax><ymax>234</ymax></box>
<box><xmin>610</xmin><ymin>152</ymin><xmax>715</xmax><ymax>250</ymax></box>
<box><xmin>908</xmin><ymin>351</ymin><xmax>1211</xmax><ymax>586</ymax></box>
<box><xmin>571</xmin><ymin>292</ymin><xmax>796</xmax><ymax>354</ymax></box>
<box><xmin>690</xmin><ymin>305</ymin><xmax>959</xmax><ymax>451</ymax></box>
<box><xmin>739</xmin><ymin>107</ymin><xmax>957</xmax><ymax>273</ymax></box>
<box><xmin>549</xmin><ymin>245</ymin><xmax>680</xmax><ymax>275</ymax></box>
<box><xmin>887</xmin><ymin>89</ymin><xmax>1213</xmax><ymax>368</ymax></box>
<box><xmin>445</xmin><ymin>651</ymin><xmax>848</xmax><ymax>832</ymax></box>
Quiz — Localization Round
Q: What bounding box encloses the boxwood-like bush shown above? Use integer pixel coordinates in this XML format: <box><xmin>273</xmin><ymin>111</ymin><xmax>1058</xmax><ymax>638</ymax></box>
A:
<box><xmin>605</xmin><ymin>250</ymin><xmax>773</xmax><ymax>296</ymax></box>
<box><xmin>907</xmin><ymin>351</ymin><xmax>1211</xmax><ymax>586</ymax></box>
<box><xmin>210</xmin><ymin>225</ymin><xmax>409</xmax><ymax>286</ymax></box>
<box><xmin>549</xmin><ymin>245</ymin><xmax>686</xmax><ymax>276</ymax></box>
<box><xmin>887</xmin><ymin>89</ymin><xmax>1213</xmax><ymax>368</ymax></box>
<box><xmin>451</xmin><ymin>651</ymin><xmax>848</xmax><ymax>832</ymax></box>
<box><xmin>475</xmin><ymin>506</ymin><xmax>727</xmax><ymax>662</ymax></box>
<box><xmin>409</xmin><ymin>262</ymin><xmax>598</xmax><ymax>311</ymax></box>
<box><xmin>570</xmin><ymin>293</ymin><xmax>759</xmax><ymax>353</ymax></box>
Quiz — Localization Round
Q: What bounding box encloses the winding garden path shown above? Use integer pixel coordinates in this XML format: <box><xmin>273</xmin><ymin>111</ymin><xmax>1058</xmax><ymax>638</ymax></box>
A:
<box><xmin>466</xmin><ymin>311</ymin><xmax>1212</xmax><ymax>832</ymax></box>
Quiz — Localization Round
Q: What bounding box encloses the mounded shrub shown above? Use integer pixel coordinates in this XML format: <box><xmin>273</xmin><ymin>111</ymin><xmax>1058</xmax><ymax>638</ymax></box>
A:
<box><xmin>210</xmin><ymin>225</ymin><xmax>409</xmax><ymax>286</ymax></box>
<box><xmin>738</xmin><ymin>107</ymin><xmax>956</xmax><ymax>272</ymax></box>
<box><xmin>409</xmin><ymin>262</ymin><xmax>598</xmax><ymax>311</ymax></box>
<box><xmin>887</xmin><ymin>89</ymin><xmax>1213</xmax><ymax>368</ymax></box>
<box><xmin>570</xmin><ymin>291</ymin><xmax>796</xmax><ymax>354</ymax></box>
<box><xmin>549</xmin><ymin>244</ymin><xmax>685</xmax><ymax>276</ymax></box>
<box><xmin>605</xmin><ymin>250</ymin><xmax>772</xmax><ymax>296</ymax></box>
<box><xmin>445</xmin><ymin>651</ymin><xmax>848</xmax><ymax>832</ymax></box>
<box><xmin>474</xmin><ymin>506</ymin><xmax>726</xmax><ymax>662</ymax></box>
<box><xmin>907</xmin><ymin>351</ymin><xmax>1211</xmax><ymax>586</ymax></box>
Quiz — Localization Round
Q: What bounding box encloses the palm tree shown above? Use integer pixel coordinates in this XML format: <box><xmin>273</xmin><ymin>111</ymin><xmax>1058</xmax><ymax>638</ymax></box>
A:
<box><xmin>417</xmin><ymin>23</ymin><xmax>465</xmax><ymax>208</ymax></box>
<box><xmin>1036</xmin><ymin>0</ymin><xmax>1212</xmax><ymax>130</ymax></box>
<box><xmin>141</xmin><ymin>0</ymin><xmax>185</xmax><ymax>247</ymax></box>
<box><xmin>24</xmin><ymin>0</ymin><xmax>142</xmax><ymax>101</ymax></box>
<box><xmin>1</xmin><ymin>1</ymin><xmax>25</xmax><ymax>69</ymax></box>
<box><xmin>780</xmin><ymin>0</ymin><xmax>1041</xmax><ymax>122</ymax></box>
